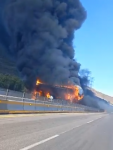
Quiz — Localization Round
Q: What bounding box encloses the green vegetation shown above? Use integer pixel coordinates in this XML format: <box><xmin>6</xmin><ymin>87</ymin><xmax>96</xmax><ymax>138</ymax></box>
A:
<box><xmin>0</xmin><ymin>73</ymin><xmax>25</xmax><ymax>92</ymax></box>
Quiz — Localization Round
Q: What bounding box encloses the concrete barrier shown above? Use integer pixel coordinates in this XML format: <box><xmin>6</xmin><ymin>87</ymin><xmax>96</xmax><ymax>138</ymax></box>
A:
<box><xmin>0</xmin><ymin>95</ymin><xmax>101</xmax><ymax>114</ymax></box>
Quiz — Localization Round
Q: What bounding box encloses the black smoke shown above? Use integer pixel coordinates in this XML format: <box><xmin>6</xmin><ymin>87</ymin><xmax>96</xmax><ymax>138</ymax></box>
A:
<box><xmin>0</xmin><ymin>0</ymin><xmax>86</xmax><ymax>90</ymax></box>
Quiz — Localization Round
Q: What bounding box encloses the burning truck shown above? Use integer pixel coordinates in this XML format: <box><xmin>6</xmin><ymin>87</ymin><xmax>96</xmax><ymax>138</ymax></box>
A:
<box><xmin>32</xmin><ymin>79</ymin><xmax>84</xmax><ymax>103</ymax></box>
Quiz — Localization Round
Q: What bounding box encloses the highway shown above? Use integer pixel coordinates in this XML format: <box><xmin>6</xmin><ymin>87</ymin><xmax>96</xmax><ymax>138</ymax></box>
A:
<box><xmin>0</xmin><ymin>113</ymin><xmax>112</xmax><ymax>150</ymax></box>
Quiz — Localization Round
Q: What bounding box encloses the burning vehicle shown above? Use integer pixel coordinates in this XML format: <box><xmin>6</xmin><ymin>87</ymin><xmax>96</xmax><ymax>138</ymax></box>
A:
<box><xmin>32</xmin><ymin>79</ymin><xmax>84</xmax><ymax>103</ymax></box>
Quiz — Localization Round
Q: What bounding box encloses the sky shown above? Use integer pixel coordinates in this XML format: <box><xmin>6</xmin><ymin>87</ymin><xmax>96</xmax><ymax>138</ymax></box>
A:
<box><xmin>74</xmin><ymin>0</ymin><xmax>113</xmax><ymax>96</ymax></box>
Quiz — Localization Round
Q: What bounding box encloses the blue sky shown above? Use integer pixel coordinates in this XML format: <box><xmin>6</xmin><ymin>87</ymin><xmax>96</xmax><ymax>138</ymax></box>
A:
<box><xmin>74</xmin><ymin>0</ymin><xmax>113</xmax><ymax>96</ymax></box>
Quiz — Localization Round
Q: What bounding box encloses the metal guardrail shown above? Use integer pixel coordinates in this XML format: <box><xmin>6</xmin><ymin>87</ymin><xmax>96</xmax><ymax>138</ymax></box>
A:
<box><xmin>0</xmin><ymin>94</ymin><xmax>100</xmax><ymax>112</ymax></box>
<box><xmin>0</xmin><ymin>88</ymin><xmax>102</xmax><ymax>112</ymax></box>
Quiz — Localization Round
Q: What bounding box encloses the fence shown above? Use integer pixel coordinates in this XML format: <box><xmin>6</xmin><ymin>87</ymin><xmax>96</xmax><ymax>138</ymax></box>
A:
<box><xmin>0</xmin><ymin>88</ymin><xmax>102</xmax><ymax>113</ymax></box>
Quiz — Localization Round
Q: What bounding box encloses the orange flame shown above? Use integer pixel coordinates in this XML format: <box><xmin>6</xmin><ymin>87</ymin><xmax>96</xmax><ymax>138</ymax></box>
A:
<box><xmin>71</xmin><ymin>85</ymin><xmax>83</xmax><ymax>101</ymax></box>
<box><xmin>32</xmin><ymin>90</ymin><xmax>37</xmax><ymax>100</ymax></box>
<box><xmin>36</xmin><ymin>80</ymin><xmax>42</xmax><ymax>85</ymax></box>
<box><xmin>46</xmin><ymin>92</ymin><xmax>51</xmax><ymax>99</ymax></box>
<box><xmin>63</xmin><ymin>85</ymin><xmax>83</xmax><ymax>102</ymax></box>
<box><xmin>37</xmin><ymin>91</ymin><xmax>42</xmax><ymax>96</ymax></box>
<box><xmin>32</xmin><ymin>90</ymin><xmax>43</xmax><ymax>100</ymax></box>
<box><xmin>34</xmin><ymin>79</ymin><xmax>84</xmax><ymax>102</ymax></box>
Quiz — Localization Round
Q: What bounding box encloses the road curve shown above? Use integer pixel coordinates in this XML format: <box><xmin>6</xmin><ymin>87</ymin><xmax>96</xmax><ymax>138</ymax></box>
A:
<box><xmin>0</xmin><ymin>113</ymin><xmax>111</xmax><ymax>150</ymax></box>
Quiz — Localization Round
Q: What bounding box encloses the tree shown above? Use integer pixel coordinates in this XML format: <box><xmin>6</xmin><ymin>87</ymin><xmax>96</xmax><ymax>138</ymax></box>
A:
<box><xmin>79</xmin><ymin>69</ymin><xmax>94</xmax><ymax>89</ymax></box>
<box><xmin>0</xmin><ymin>73</ymin><xmax>24</xmax><ymax>91</ymax></box>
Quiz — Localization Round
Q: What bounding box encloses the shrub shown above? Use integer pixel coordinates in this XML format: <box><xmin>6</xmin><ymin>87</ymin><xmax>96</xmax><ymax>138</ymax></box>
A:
<box><xmin>0</xmin><ymin>74</ymin><xmax>25</xmax><ymax>91</ymax></box>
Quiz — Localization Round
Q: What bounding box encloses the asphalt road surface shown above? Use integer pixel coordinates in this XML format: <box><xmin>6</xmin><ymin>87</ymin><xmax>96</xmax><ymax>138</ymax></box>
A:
<box><xmin>0</xmin><ymin>113</ymin><xmax>112</xmax><ymax>150</ymax></box>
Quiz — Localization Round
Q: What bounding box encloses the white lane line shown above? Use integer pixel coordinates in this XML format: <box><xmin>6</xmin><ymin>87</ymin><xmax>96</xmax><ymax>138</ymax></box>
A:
<box><xmin>60</xmin><ymin>125</ymin><xmax>83</xmax><ymax>135</ymax></box>
<box><xmin>20</xmin><ymin>116</ymin><xmax>104</xmax><ymax>150</ymax></box>
<box><xmin>87</xmin><ymin>116</ymin><xmax>104</xmax><ymax>124</ymax></box>
<box><xmin>20</xmin><ymin>135</ymin><xmax>59</xmax><ymax>150</ymax></box>
<box><xmin>61</xmin><ymin>116</ymin><xmax>104</xmax><ymax>134</ymax></box>
<box><xmin>98</xmin><ymin>117</ymin><xmax>103</xmax><ymax>119</ymax></box>
<box><xmin>87</xmin><ymin>120</ymin><xmax>94</xmax><ymax>123</ymax></box>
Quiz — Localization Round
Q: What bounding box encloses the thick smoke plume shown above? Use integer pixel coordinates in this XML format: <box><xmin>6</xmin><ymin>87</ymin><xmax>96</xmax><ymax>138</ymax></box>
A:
<box><xmin>1</xmin><ymin>0</ymin><xmax>86</xmax><ymax>89</ymax></box>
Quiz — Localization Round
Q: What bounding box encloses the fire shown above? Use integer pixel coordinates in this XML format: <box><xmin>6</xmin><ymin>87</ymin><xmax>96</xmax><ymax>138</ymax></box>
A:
<box><xmin>67</xmin><ymin>94</ymin><xmax>71</xmax><ymax>100</ymax></box>
<box><xmin>36</xmin><ymin>80</ymin><xmax>42</xmax><ymax>85</ymax></box>
<box><xmin>46</xmin><ymin>93</ymin><xmax>51</xmax><ymax>99</ymax></box>
<box><xmin>71</xmin><ymin>85</ymin><xmax>84</xmax><ymax>101</ymax></box>
<box><xmin>32</xmin><ymin>90</ymin><xmax>37</xmax><ymax>100</ymax></box>
<box><xmin>32</xmin><ymin>78</ymin><xmax>84</xmax><ymax>102</ymax></box>
<box><xmin>37</xmin><ymin>91</ymin><xmax>42</xmax><ymax>96</ymax></box>
<box><xmin>63</xmin><ymin>85</ymin><xmax>83</xmax><ymax>101</ymax></box>
<box><xmin>74</xmin><ymin>86</ymin><xmax>83</xmax><ymax>101</ymax></box>
<box><xmin>66</xmin><ymin>94</ymin><xmax>72</xmax><ymax>100</ymax></box>
<box><xmin>32</xmin><ymin>89</ymin><xmax>43</xmax><ymax>100</ymax></box>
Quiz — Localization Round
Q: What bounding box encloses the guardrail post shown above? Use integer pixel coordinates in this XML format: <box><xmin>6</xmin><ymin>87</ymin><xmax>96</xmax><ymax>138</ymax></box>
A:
<box><xmin>22</xmin><ymin>92</ymin><xmax>25</xmax><ymax>111</ymax></box>
<box><xmin>62</xmin><ymin>100</ymin><xmax>63</xmax><ymax>111</ymax></box>
<box><xmin>35</xmin><ymin>99</ymin><xmax>36</xmax><ymax>111</ymax></box>
<box><xmin>6</xmin><ymin>89</ymin><xmax>9</xmax><ymax>100</ymax></box>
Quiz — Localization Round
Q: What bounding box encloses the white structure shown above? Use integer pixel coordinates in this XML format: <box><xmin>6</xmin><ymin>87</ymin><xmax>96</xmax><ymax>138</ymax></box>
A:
<box><xmin>75</xmin><ymin>85</ymin><xmax>84</xmax><ymax>96</ymax></box>
<box><xmin>50</xmin><ymin>95</ymin><xmax>53</xmax><ymax>101</ymax></box>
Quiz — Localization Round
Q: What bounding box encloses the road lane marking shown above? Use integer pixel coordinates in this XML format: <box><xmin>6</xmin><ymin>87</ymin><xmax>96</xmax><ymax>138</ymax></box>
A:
<box><xmin>60</xmin><ymin>125</ymin><xmax>83</xmax><ymax>134</ymax></box>
<box><xmin>61</xmin><ymin>116</ymin><xmax>104</xmax><ymax>134</ymax></box>
<box><xmin>20</xmin><ymin>116</ymin><xmax>104</xmax><ymax>150</ymax></box>
<box><xmin>87</xmin><ymin>120</ymin><xmax>94</xmax><ymax>123</ymax></box>
<box><xmin>98</xmin><ymin>117</ymin><xmax>103</xmax><ymax>119</ymax></box>
<box><xmin>20</xmin><ymin>135</ymin><xmax>59</xmax><ymax>150</ymax></box>
<box><xmin>87</xmin><ymin>116</ymin><xmax>104</xmax><ymax>124</ymax></box>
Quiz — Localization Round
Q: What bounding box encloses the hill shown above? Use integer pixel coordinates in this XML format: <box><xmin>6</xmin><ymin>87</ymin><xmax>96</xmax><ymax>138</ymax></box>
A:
<box><xmin>90</xmin><ymin>88</ymin><xmax>113</xmax><ymax>104</ymax></box>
